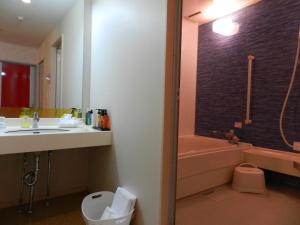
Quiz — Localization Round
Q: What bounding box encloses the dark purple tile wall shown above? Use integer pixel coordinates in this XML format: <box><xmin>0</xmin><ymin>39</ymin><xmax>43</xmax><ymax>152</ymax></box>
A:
<box><xmin>195</xmin><ymin>0</ymin><xmax>300</xmax><ymax>151</ymax></box>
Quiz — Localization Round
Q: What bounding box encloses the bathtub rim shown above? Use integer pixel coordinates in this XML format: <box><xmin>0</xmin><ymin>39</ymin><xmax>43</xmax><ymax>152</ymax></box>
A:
<box><xmin>178</xmin><ymin>142</ymin><xmax>252</xmax><ymax>159</ymax></box>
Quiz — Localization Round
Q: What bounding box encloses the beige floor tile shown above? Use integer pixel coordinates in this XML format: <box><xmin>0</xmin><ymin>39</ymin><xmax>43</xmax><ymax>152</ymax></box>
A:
<box><xmin>176</xmin><ymin>184</ymin><xmax>300</xmax><ymax>225</ymax></box>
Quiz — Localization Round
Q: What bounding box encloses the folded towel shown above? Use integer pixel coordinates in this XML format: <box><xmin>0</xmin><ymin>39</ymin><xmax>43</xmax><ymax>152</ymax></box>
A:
<box><xmin>58</xmin><ymin>114</ymin><xmax>81</xmax><ymax>128</ymax></box>
<box><xmin>0</xmin><ymin>117</ymin><xmax>6</xmax><ymax>130</ymax></box>
<box><xmin>111</xmin><ymin>187</ymin><xmax>137</xmax><ymax>216</ymax></box>
<box><xmin>100</xmin><ymin>207</ymin><xmax>120</xmax><ymax>220</ymax></box>
<box><xmin>0</xmin><ymin>122</ymin><xmax>6</xmax><ymax>130</ymax></box>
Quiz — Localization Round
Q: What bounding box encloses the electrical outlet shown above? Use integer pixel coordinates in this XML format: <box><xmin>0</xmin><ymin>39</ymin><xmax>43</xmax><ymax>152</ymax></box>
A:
<box><xmin>234</xmin><ymin>122</ymin><xmax>243</xmax><ymax>129</ymax></box>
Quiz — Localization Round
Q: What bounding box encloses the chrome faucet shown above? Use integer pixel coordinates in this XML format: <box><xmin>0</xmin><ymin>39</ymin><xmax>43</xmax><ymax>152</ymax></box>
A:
<box><xmin>225</xmin><ymin>129</ymin><xmax>240</xmax><ymax>144</ymax></box>
<box><xmin>32</xmin><ymin>112</ymin><xmax>39</xmax><ymax>129</ymax></box>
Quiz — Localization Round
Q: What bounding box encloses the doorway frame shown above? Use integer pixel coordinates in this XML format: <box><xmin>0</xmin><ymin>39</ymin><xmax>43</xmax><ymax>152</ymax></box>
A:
<box><xmin>52</xmin><ymin>36</ymin><xmax>64</xmax><ymax>109</ymax></box>
<box><xmin>161</xmin><ymin>0</ymin><xmax>183</xmax><ymax>224</ymax></box>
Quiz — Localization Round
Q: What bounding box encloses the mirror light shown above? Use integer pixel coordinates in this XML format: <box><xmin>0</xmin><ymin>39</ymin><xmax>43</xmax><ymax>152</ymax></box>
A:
<box><xmin>1</xmin><ymin>72</ymin><xmax>6</xmax><ymax>76</ymax></box>
<box><xmin>22</xmin><ymin>0</ymin><xmax>31</xmax><ymax>4</ymax></box>
<box><xmin>212</xmin><ymin>18</ymin><xmax>239</xmax><ymax>36</ymax></box>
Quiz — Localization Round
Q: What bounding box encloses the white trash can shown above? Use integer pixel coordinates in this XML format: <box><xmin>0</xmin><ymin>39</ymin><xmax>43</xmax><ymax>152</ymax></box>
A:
<box><xmin>82</xmin><ymin>192</ymin><xmax>134</xmax><ymax>225</ymax></box>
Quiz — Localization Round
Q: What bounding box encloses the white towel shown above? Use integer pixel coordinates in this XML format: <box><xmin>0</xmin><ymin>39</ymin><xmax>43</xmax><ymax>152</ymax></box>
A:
<box><xmin>100</xmin><ymin>207</ymin><xmax>120</xmax><ymax>220</ymax></box>
<box><xmin>0</xmin><ymin>117</ymin><xmax>6</xmax><ymax>130</ymax></box>
<box><xmin>111</xmin><ymin>187</ymin><xmax>136</xmax><ymax>216</ymax></box>
<box><xmin>58</xmin><ymin>114</ymin><xmax>81</xmax><ymax>128</ymax></box>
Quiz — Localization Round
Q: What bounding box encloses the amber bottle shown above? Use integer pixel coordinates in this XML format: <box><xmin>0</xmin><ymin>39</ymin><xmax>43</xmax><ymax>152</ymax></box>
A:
<box><xmin>103</xmin><ymin>110</ymin><xmax>110</xmax><ymax>131</ymax></box>
<box><xmin>98</xmin><ymin>109</ymin><xmax>104</xmax><ymax>129</ymax></box>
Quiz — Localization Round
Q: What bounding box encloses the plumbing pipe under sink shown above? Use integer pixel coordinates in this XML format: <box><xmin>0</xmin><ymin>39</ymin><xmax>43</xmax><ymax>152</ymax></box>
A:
<box><xmin>19</xmin><ymin>153</ymin><xmax>40</xmax><ymax>214</ymax></box>
<box><xmin>18</xmin><ymin>151</ymin><xmax>54</xmax><ymax>213</ymax></box>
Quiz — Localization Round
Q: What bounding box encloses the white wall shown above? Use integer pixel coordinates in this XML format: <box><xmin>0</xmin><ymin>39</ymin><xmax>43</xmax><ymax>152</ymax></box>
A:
<box><xmin>38</xmin><ymin>0</ymin><xmax>84</xmax><ymax>108</ymax></box>
<box><xmin>89</xmin><ymin>0</ymin><xmax>167</xmax><ymax>224</ymax></box>
<box><xmin>178</xmin><ymin>18</ymin><xmax>198</xmax><ymax>136</ymax></box>
<box><xmin>0</xmin><ymin>41</ymin><xmax>38</xmax><ymax>65</ymax></box>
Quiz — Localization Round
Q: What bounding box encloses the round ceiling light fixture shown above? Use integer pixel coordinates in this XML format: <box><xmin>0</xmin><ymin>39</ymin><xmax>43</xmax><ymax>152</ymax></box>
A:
<box><xmin>17</xmin><ymin>16</ymin><xmax>24</xmax><ymax>22</ymax></box>
<box><xmin>212</xmin><ymin>18</ymin><xmax>239</xmax><ymax>36</ymax></box>
<box><xmin>22</xmin><ymin>0</ymin><xmax>31</xmax><ymax>4</ymax></box>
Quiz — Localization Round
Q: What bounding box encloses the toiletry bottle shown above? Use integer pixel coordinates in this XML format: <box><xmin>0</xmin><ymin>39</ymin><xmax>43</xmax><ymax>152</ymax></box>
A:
<box><xmin>92</xmin><ymin>109</ymin><xmax>99</xmax><ymax>127</ymax></box>
<box><xmin>97</xmin><ymin>109</ymin><xmax>102</xmax><ymax>128</ymax></box>
<box><xmin>85</xmin><ymin>109</ymin><xmax>89</xmax><ymax>125</ymax></box>
<box><xmin>98</xmin><ymin>110</ymin><xmax>104</xmax><ymax>130</ymax></box>
<box><xmin>77</xmin><ymin>109</ymin><xmax>82</xmax><ymax>118</ymax></box>
<box><xmin>71</xmin><ymin>108</ymin><xmax>77</xmax><ymax>118</ymax></box>
<box><xmin>103</xmin><ymin>110</ymin><xmax>110</xmax><ymax>131</ymax></box>
<box><xmin>85</xmin><ymin>109</ymin><xmax>92</xmax><ymax>125</ymax></box>
<box><xmin>89</xmin><ymin>110</ymin><xmax>93</xmax><ymax>125</ymax></box>
<box><xmin>74</xmin><ymin>109</ymin><xmax>79</xmax><ymax>118</ymax></box>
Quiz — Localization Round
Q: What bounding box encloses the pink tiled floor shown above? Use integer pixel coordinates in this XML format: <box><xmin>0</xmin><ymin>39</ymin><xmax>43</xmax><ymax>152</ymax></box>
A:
<box><xmin>176</xmin><ymin>185</ymin><xmax>300</xmax><ymax>225</ymax></box>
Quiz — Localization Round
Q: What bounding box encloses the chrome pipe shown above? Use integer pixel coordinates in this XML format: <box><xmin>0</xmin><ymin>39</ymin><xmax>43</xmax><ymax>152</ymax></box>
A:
<box><xmin>45</xmin><ymin>151</ymin><xmax>53</xmax><ymax>206</ymax></box>
<box><xmin>26</xmin><ymin>154</ymin><xmax>40</xmax><ymax>214</ymax></box>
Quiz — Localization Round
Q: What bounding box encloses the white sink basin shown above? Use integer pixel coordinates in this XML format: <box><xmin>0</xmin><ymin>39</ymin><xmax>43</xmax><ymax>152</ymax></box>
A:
<box><xmin>5</xmin><ymin>128</ymin><xmax>69</xmax><ymax>135</ymax></box>
<box><xmin>0</xmin><ymin>118</ymin><xmax>112</xmax><ymax>155</ymax></box>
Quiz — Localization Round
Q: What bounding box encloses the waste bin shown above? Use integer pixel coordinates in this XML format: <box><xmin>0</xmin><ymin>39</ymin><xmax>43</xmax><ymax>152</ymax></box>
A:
<box><xmin>82</xmin><ymin>191</ymin><xmax>134</xmax><ymax>225</ymax></box>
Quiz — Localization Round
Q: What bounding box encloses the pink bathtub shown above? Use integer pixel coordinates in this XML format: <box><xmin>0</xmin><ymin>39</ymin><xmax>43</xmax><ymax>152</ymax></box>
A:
<box><xmin>177</xmin><ymin>136</ymin><xmax>251</xmax><ymax>199</ymax></box>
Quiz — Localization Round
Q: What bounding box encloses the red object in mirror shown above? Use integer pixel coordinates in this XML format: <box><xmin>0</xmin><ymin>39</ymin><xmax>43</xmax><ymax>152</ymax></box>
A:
<box><xmin>1</xmin><ymin>62</ymin><xmax>30</xmax><ymax>107</ymax></box>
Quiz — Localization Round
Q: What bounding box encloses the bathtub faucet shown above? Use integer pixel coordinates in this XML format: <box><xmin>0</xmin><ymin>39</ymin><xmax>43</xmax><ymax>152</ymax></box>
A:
<box><xmin>225</xmin><ymin>129</ymin><xmax>240</xmax><ymax>144</ymax></box>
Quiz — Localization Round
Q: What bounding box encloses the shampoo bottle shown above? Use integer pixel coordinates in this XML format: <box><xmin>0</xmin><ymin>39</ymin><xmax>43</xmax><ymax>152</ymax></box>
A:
<box><xmin>92</xmin><ymin>109</ymin><xmax>99</xmax><ymax>127</ymax></box>
<box><xmin>103</xmin><ymin>110</ymin><xmax>110</xmax><ymax>131</ymax></box>
<box><xmin>97</xmin><ymin>109</ymin><xmax>102</xmax><ymax>128</ymax></box>
<box><xmin>99</xmin><ymin>109</ymin><xmax>105</xmax><ymax>130</ymax></box>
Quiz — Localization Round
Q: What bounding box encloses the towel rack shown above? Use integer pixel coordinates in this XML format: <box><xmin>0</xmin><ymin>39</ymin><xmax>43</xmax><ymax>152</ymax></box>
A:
<box><xmin>245</xmin><ymin>55</ymin><xmax>255</xmax><ymax>125</ymax></box>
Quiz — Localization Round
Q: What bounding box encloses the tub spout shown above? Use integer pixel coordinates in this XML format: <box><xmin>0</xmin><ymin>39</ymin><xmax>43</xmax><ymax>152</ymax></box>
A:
<box><xmin>225</xmin><ymin>129</ymin><xmax>240</xmax><ymax>144</ymax></box>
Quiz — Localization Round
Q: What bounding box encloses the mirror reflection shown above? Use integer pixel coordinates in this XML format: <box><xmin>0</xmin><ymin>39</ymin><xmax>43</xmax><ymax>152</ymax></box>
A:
<box><xmin>0</xmin><ymin>0</ymin><xmax>84</xmax><ymax>116</ymax></box>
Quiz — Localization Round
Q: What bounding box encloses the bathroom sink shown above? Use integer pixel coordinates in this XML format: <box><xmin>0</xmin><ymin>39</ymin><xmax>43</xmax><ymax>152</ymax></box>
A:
<box><xmin>5</xmin><ymin>128</ymin><xmax>69</xmax><ymax>135</ymax></box>
<box><xmin>0</xmin><ymin>118</ymin><xmax>112</xmax><ymax>155</ymax></box>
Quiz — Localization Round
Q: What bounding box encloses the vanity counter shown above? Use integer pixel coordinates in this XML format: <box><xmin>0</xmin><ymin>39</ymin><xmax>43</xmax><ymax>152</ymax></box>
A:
<box><xmin>0</xmin><ymin>119</ymin><xmax>112</xmax><ymax>155</ymax></box>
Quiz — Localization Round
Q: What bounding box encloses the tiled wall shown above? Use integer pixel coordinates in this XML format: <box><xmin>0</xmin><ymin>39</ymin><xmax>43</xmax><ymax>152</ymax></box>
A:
<box><xmin>195</xmin><ymin>0</ymin><xmax>300</xmax><ymax>151</ymax></box>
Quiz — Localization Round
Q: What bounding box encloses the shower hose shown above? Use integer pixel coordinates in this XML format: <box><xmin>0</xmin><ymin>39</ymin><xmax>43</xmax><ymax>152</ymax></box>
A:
<box><xmin>279</xmin><ymin>33</ymin><xmax>300</xmax><ymax>148</ymax></box>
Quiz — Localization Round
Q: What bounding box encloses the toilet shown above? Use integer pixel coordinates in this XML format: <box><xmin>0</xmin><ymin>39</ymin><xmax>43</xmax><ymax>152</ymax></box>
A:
<box><xmin>232</xmin><ymin>163</ymin><xmax>266</xmax><ymax>194</ymax></box>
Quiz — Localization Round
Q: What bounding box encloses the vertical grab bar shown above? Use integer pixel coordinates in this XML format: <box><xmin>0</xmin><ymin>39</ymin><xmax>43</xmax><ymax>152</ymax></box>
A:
<box><xmin>245</xmin><ymin>55</ymin><xmax>255</xmax><ymax>125</ymax></box>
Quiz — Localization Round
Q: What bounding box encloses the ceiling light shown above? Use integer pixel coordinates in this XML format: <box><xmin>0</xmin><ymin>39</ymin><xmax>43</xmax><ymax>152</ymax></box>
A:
<box><xmin>22</xmin><ymin>0</ymin><xmax>31</xmax><ymax>3</ymax></box>
<box><xmin>213</xmin><ymin>18</ymin><xmax>239</xmax><ymax>36</ymax></box>
<box><xmin>17</xmin><ymin>16</ymin><xmax>24</xmax><ymax>22</ymax></box>
<box><xmin>203</xmin><ymin>0</ymin><xmax>239</xmax><ymax>19</ymax></box>
<box><xmin>1</xmin><ymin>72</ymin><xmax>6</xmax><ymax>76</ymax></box>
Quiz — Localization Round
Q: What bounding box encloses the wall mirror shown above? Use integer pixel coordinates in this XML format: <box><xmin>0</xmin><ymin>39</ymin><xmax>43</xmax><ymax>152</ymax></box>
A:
<box><xmin>0</xmin><ymin>0</ymin><xmax>85</xmax><ymax>117</ymax></box>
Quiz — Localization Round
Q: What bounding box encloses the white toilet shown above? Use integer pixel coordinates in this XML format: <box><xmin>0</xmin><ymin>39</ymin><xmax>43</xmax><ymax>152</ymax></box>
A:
<box><xmin>232</xmin><ymin>163</ymin><xmax>266</xmax><ymax>194</ymax></box>
<box><xmin>81</xmin><ymin>191</ymin><xmax>134</xmax><ymax>225</ymax></box>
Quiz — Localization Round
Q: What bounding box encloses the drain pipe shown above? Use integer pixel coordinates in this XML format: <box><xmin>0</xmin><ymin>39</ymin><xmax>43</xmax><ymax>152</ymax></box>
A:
<box><xmin>45</xmin><ymin>151</ymin><xmax>53</xmax><ymax>206</ymax></box>
<box><xmin>24</xmin><ymin>154</ymin><xmax>40</xmax><ymax>214</ymax></box>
